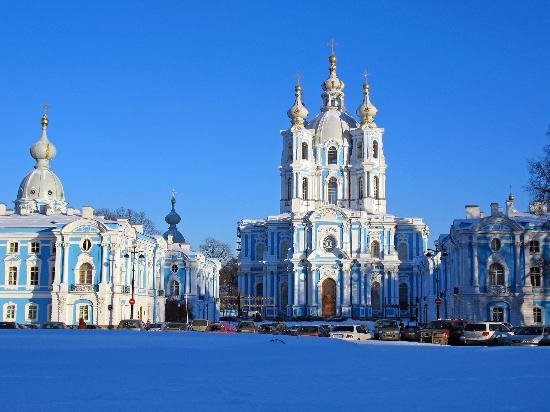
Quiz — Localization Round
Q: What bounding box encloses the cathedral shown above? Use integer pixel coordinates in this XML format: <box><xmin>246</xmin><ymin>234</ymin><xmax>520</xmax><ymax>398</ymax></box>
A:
<box><xmin>237</xmin><ymin>52</ymin><xmax>429</xmax><ymax>319</ymax></box>
<box><xmin>0</xmin><ymin>114</ymin><xmax>219</xmax><ymax>326</ymax></box>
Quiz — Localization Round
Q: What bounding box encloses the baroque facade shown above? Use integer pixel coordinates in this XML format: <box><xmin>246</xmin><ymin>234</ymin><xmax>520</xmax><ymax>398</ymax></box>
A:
<box><xmin>0</xmin><ymin>114</ymin><xmax>219</xmax><ymax>326</ymax></box>
<box><xmin>238</xmin><ymin>52</ymin><xmax>429</xmax><ymax>319</ymax></box>
<box><xmin>417</xmin><ymin>197</ymin><xmax>549</xmax><ymax>325</ymax></box>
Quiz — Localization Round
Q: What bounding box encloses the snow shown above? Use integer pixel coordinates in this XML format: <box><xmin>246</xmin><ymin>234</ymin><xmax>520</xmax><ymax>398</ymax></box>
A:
<box><xmin>1</xmin><ymin>330</ymin><xmax>549</xmax><ymax>411</ymax></box>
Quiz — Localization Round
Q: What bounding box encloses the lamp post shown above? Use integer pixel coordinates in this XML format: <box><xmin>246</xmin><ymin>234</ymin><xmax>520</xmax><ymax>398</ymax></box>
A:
<box><xmin>124</xmin><ymin>246</ymin><xmax>144</xmax><ymax>320</ymax></box>
<box><xmin>426</xmin><ymin>248</ymin><xmax>448</xmax><ymax>321</ymax></box>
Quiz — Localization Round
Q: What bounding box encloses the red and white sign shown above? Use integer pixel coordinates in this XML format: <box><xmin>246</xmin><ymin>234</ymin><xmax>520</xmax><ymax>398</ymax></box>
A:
<box><xmin>129</xmin><ymin>298</ymin><xmax>136</xmax><ymax>305</ymax></box>
<box><xmin>435</xmin><ymin>297</ymin><xmax>442</xmax><ymax>305</ymax></box>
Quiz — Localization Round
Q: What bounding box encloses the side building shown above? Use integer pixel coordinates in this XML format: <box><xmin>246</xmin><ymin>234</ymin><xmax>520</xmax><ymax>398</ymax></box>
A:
<box><xmin>238</xmin><ymin>52</ymin><xmax>429</xmax><ymax>320</ymax></box>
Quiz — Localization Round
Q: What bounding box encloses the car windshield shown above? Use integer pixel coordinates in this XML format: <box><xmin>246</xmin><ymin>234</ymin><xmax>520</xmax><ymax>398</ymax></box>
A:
<box><xmin>426</xmin><ymin>321</ymin><xmax>452</xmax><ymax>329</ymax></box>
<box><xmin>465</xmin><ymin>324</ymin><xmax>487</xmax><ymax>332</ymax></box>
<box><xmin>514</xmin><ymin>327</ymin><xmax>543</xmax><ymax>335</ymax></box>
<box><xmin>332</xmin><ymin>326</ymin><xmax>354</xmax><ymax>332</ymax></box>
<box><xmin>192</xmin><ymin>320</ymin><xmax>208</xmax><ymax>326</ymax></box>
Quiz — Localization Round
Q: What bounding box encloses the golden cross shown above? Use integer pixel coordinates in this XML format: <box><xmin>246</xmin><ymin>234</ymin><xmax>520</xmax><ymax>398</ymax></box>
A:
<box><xmin>362</xmin><ymin>70</ymin><xmax>369</xmax><ymax>82</ymax></box>
<box><xmin>41</xmin><ymin>101</ymin><xmax>50</xmax><ymax>114</ymax></box>
<box><xmin>171</xmin><ymin>188</ymin><xmax>177</xmax><ymax>199</ymax></box>
<box><xmin>295</xmin><ymin>72</ymin><xmax>302</xmax><ymax>85</ymax></box>
<box><xmin>327</xmin><ymin>38</ymin><xmax>338</xmax><ymax>54</ymax></box>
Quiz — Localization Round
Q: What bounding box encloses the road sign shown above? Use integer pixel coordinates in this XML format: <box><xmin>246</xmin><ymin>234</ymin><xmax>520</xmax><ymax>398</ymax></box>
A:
<box><xmin>435</xmin><ymin>297</ymin><xmax>442</xmax><ymax>305</ymax></box>
<box><xmin>129</xmin><ymin>298</ymin><xmax>135</xmax><ymax>305</ymax></box>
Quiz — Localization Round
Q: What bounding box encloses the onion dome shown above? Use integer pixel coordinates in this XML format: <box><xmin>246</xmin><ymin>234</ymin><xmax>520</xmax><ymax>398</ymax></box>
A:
<box><xmin>163</xmin><ymin>193</ymin><xmax>186</xmax><ymax>243</ymax></box>
<box><xmin>356</xmin><ymin>75</ymin><xmax>378</xmax><ymax>126</ymax></box>
<box><xmin>30</xmin><ymin>114</ymin><xmax>57</xmax><ymax>167</ymax></box>
<box><xmin>287</xmin><ymin>84</ymin><xmax>309</xmax><ymax>126</ymax></box>
<box><xmin>321</xmin><ymin>54</ymin><xmax>346</xmax><ymax>111</ymax></box>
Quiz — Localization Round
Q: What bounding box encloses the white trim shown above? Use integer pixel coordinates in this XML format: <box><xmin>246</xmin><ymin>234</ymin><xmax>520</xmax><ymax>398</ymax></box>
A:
<box><xmin>3</xmin><ymin>302</ymin><xmax>17</xmax><ymax>321</ymax></box>
<box><xmin>25</xmin><ymin>303</ymin><xmax>39</xmax><ymax>322</ymax></box>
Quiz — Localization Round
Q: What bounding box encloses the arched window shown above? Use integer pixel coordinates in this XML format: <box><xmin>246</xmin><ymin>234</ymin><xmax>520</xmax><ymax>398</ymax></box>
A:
<box><xmin>399</xmin><ymin>283</ymin><xmax>409</xmax><ymax>310</ymax></box>
<box><xmin>371</xmin><ymin>281</ymin><xmax>381</xmax><ymax>310</ymax></box>
<box><xmin>373</xmin><ymin>141</ymin><xmax>378</xmax><ymax>159</ymax></box>
<box><xmin>358</xmin><ymin>176</ymin><xmax>364</xmax><ymax>199</ymax></box>
<box><xmin>374</xmin><ymin>176</ymin><xmax>380</xmax><ymax>199</ymax></box>
<box><xmin>328</xmin><ymin>146</ymin><xmax>337</xmax><ymax>164</ymax></box>
<box><xmin>533</xmin><ymin>307</ymin><xmax>542</xmax><ymax>323</ymax></box>
<box><xmin>256</xmin><ymin>243</ymin><xmax>265</xmax><ymax>261</ymax></box>
<box><xmin>78</xmin><ymin>263</ymin><xmax>93</xmax><ymax>284</ymax></box>
<box><xmin>488</xmin><ymin>263</ymin><xmax>505</xmax><ymax>286</ymax></box>
<box><xmin>287</xmin><ymin>141</ymin><xmax>293</xmax><ymax>161</ymax></box>
<box><xmin>371</xmin><ymin>241</ymin><xmax>381</xmax><ymax>258</ymax></box>
<box><xmin>287</xmin><ymin>177</ymin><xmax>292</xmax><ymax>200</ymax></box>
<box><xmin>398</xmin><ymin>243</ymin><xmax>408</xmax><ymax>261</ymax></box>
<box><xmin>328</xmin><ymin>177</ymin><xmax>338</xmax><ymax>205</ymax></box>
<box><xmin>302</xmin><ymin>177</ymin><xmax>308</xmax><ymax>200</ymax></box>
<box><xmin>357</xmin><ymin>141</ymin><xmax>363</xmax><ymax>159</ymax></box>
<box><xmin>170</xmin><ymin>280</ymin><xmax>180</xmax><ymax>296</ymax></box>
<box><xmin>301</xmin><ymin>142</ymin><xmax>308</xmax><ymax>160</ymax></box>
<box><xmin>492</xmin><ymin>306</ymin><xmax>504</xmax><ymax>322</ymax></box>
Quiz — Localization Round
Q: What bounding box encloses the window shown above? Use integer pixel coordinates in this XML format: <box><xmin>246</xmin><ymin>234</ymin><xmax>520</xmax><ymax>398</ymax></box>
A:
<box><xmin>328</xmin><ymin>146</ymin><xmax>337</xmax><ymax>164</ymax></box>
<box><xmin>488</xmin><ymin>263</ymin><xmax>505</xmax><ymax>286</ymax></box>
<box><xmin>82</xmin><ymin>239</ymin><xmax>92</xmax><ymax>252</ymax></box>
<box><xmin>399</xmin><ymin>283</ymin><xmax>409</xmax><ymax>310</ymax></box>
<box><xmin>328</xmin><ymin>177</ymin><xmax>338</xmax><ymax>205</ymax></box>
<box><xmin>374</xmin><ymin>176</ymin><xmax>380</xmax><ymax>199</ymax></box>
<box><xmin>287</xmin><ymin>177</ymin><xmax>292</xmax><ymax>200</ymax></box>
<box><xmin>256</xmin><ymin>283</ymin><xmax>263</xmax><ymax>297</ymax></box>
<box><xmin>302</xmin><ymin>178</ymin><xmax>308</xmax><ymax>200</ymax></box>
<box><xmin>30</xmin><ymin>266</ymin><xmax>39</xmax><ymax>286</ymax></box>
<box><xmin>373</xmin><ymin>141</ymin><xmax>379</xmax><ymax>159</ymax></box>
<box><xmin>529</xmin><ymin>240</ymin><xmax>540</xmax><ymax>254</ymax></box>
<box><xmin>287</xmin><ymin>141</ymin><xmax>293</xmax><ymax>161</ymax></box>
<box><xmin>171</xmin><ymin>264</ymin><xmax>179</xmax><ymax>273</ymax></box>
<box><xmin>52</xmin><ymin>242</ymin><xmax>57</xmax><ymax>255</ymax></box>
<box><xmin>492</xmin><ymin>307</ymin><xmax>504</xmax><ymax>322</ymax></box>
<box><xmin>78</xmin><ymin>305</ymin><xmax>89</xmax><ymax>322</ymax></box>
<box><xmin>27</xmin><ymin>304</ymin><xmax>38</xmax><ymax>321</ymax></box>
<box><xmin>398</xmin><ymin>243</ymin><xmax>408</xmax><ymax>261</ymax></box>
<box><xmin>371</xmin><ymin>282</ymin><xmax>381</xmax><ymax>310</ymax></box>
<box><xmin>51</xmin><ymin>266</ymin><xmax>55</xmax><ymax>285</ymax></box>
<box><xmin>78</xmin><ymin>263</ymin><xmax>93</xmax><ymax>284</ymax></box>
<box><xmin>371</xmin><ymin>241</ymin><xmax>381</xmax><ymax>259</ymax></box>
<box><xmin>490</xmin><ymin>238</ymin><xmax>501</xmax><ymax>251</ymax></box>
<box><xmin>301</xmin><ymin>142</ymin><xmax>308</xmax><ymax>160</ymax></box>
<box><xmin>530</xmin><ymin>267</ymin><xmax>542</xmax><ymax>287</ymax></box>
<box><xmin>357</xmin><ymin>141</ymin><xmax>363</xmax><ymax>159</ymax></box>
<box><xmin>170</xmin><ymin>280</ymin><xmax>180</xmax><ymax>296</ymax></box>
<box><xmin>358</xmin><ymin>176</ymin><xmax>364</xmax><ymax>199</ymax></box>
<box><xmin>280</xmin><ymin>240</ymin><xmax>289</xmax><ymax>259</ymax></box>
<box><xmin>5</xmin><ymin>304</ymin><xmax>15</xmax><ymax>321</ymax></box>
<box><xmin>30</xmin><ymin>242</ymin><xmax>40</xmax><ymax>254</ymax></box>
<box><xmin>9</xmin><ymin>242</ymin><xmax>19</xmax><ymax>254</ymax></box>
<box><xmin>8</xmin><ymin>267</ymin><xmax>17</xmax><ymax>285</ymax></box>
<box><xmin>256</xmin><ymin>243</ymin><xmax>265</xmax><ymax>261</ymax></box>
<box><xmin>533</xmin><ymin>307</ymin><xmax>542</xmax><ymax>323</ymax></box>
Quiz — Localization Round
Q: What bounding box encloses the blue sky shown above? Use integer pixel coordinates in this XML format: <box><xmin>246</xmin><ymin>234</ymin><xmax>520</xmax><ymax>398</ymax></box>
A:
<box><xmin>0</xmin><ymin>1</ymin><xmax>548</xmax><ymax>250</ymax></box>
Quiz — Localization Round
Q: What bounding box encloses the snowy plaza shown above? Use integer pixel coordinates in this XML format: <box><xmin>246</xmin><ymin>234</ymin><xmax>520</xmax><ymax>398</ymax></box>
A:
<box><xmin>1</xmin><ymin>329</ymin><xmax>549</xmax><ymax>412</ymax></box>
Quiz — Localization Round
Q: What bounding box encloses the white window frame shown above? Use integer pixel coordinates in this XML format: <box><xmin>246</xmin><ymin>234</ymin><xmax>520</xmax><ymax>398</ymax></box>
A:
<box><xmin>30</xmin><ymin>241</ymin><xmax>40</xmax><ymax>254</ymax></box>
<box><xmin>8</xmin><ymin>266</ymin><xmax>18</xmax><ymax>286</ymax></box>
<box><xmin>8</xmin><ymin>241</ymin><xmax>19</xmax><ymax>254</ymax></box>
<box><xmin>26</xmin><ymin>303</ymin><xmax>38</xmax><ymax>322</ymax></box>
<box><xmin>77</xmin><ymin>304</ymin><xmax>90</xmax><ymax>322</ymax></box>
<box><xmin>29</xmin><ymin>266</ymin><xmax>39</xmax><ymax>286</ymax></box>
<box><xmin>528</xmin><ymin>240</ymin><xmax>540</xmax><ymax>254</ymax></box>
<box><xmin>3</xmin><ymin>303</ymin><xmax>16</xmax><ymax>321</ymax></box>
<box><xmin>533</xmin><ymin>307</ymin><xmax>543</xmax><ymax>323</ymax></box>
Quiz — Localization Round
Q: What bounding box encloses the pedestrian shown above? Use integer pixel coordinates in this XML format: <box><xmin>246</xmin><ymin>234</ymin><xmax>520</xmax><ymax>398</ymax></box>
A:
<box><xmin>78</xmin><ymin>317</ymin><xmax>87</xmax><ymax>329</ymax></box>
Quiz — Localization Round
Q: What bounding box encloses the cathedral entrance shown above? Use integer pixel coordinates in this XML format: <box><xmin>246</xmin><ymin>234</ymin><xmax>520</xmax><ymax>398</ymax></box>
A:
<box><xmin>322</xmin><ymin>278</ymin><xmax>336</xmax><ymax>317</ymax></box>
<box><xmin>165</xmin><ymin>300</ymin><xmax>183</xmax><ymax>322</ymax></box>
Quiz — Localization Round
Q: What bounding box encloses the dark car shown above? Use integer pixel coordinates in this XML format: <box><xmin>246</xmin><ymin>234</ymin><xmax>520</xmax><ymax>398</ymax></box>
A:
<box><xmin>41</xmin><ymin>322</ymin><xmax>67</xmax><ymax>329</ymax></box>
<box><xmin>162</xmin><ymin>322</ymin><xmax>187</xmax><ymax>331</ymax></box>
<box><xmin>293</xmin><ymin>325</ymin><xmax>321</xmax><ymax>337</ymax></box>
<box><xmin>400</xmin><ymin>325</ymin><xmax>421</xmax><ymax>341</ymax></box>
<box><xmin>374</xmin><ymin>319</ymin><xmax>401</xmax><ymax>341</ymax></box>
<box><xmin>420</xmin><ymin>320</ymin><xmax>467</xmax><ymax>345</ymax></box>
<box><xmin>0</xmin><ymin>321</ymin><xmax>18</xmax><ymax>329</ymax></box>
<box><xmin>318</xmin><ymin>324</ymin><xmax>332</xmax><ymax>337</ymax></box>
<box><xmin>236</xmin><ymin>321</ymin><xmax>256</xmax><ymax>333</ymax></box>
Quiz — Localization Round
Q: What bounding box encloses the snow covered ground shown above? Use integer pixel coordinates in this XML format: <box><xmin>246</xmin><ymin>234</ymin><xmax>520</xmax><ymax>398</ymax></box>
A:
<box><xmin>1</xmin><ymin>330</ymin><xmax>549</xmax><ymax>412</ymax></box>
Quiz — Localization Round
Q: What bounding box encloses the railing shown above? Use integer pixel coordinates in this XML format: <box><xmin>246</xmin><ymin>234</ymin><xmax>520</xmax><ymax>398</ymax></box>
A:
<box><xmin>70</xmin><ymin>284</ymin><xmax>99</xmax><ymax>292</ymax></box>
<box><xmin>487</xmin><ymin>285</ymin><xmax>509</xmax><ymax>295</ymax></box>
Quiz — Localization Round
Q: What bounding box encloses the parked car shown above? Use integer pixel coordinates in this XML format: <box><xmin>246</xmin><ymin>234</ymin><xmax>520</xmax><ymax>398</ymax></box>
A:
<box><xmin>462</xmin><ymin>322</ymin><xmax>513</xmax><ymax>345</ymax></box>
<box><xmin>329</xmin><ymin>325</ymin><xmax>372</xmax><ymax>341</ymax></box>
<box><xmin>503</xmin><ymin>326</ymin><xmax>550</xmax><ymax>346</ymax></box>
<box><xmin>400</xmin><ymin>325</ymin><xmax>421</xmax><ymax>341</ymax></box>
<box><xmin>285</xmin><ymin>325</ymin><xmax>299</xmax><ymax>335</ymax></box>
<box><xmin>162</xmin><ymin>322</ymin><xmax>187</xmax><ymax>331</ymax></box>
<box><xmin>318</xmin><ymin>324</ymin><xmax>332</xmax><ymax>337</ymax></box>
<box><xmin>293</xmin><ymin>325</ymin><xmax>321</xmax><ymax>337</ymax></box>
<box><xmin>117</xmin><ymin>319</ymin><xmax>146</xmax><ymax>331</ymax></box>
<box><xmin>205</xmin><ymin>323</ymin><xmax>235</xmax><ymax>333</ymax></box>
<box><xmin>0</xmin><ymin>321</ymin><xmax>19</xmax><ymax>329</ymax></box>
<box><xmin>258</xmin><ymin>323</ymin><xmax>287</xmax><ymax>334</ymax></box>
<box><xmin>190</xmin><ymin>319</ymin><xmax>209</xmax><ymax>332</ymax></box>
<box><xmin>41</xmin><ymin>322</ymin><xmax>67</xmax><ymax>329</ymax></box>
<box><xmin>374</xmin><ymin>319</ymin><xmax>401</xmax><ymax>340</ymax></box>
<box><xmin>236</xmin><ymin>321</ymin><xmax>256</xmax><ymax>333</ymax></box>
<box><xmin>146</xmin><ymin>323</ymin><xmax>163</xmax><ymax>332</ymax></box>
<box><xmin>85</xmin><ymin>324</ymin><xmax>103</xmax><ymax>330</ymax></box>
<box><xmin>419</xmin><ymin>320</ymin><xmax>467</xmax><ymax>345</ymax></box>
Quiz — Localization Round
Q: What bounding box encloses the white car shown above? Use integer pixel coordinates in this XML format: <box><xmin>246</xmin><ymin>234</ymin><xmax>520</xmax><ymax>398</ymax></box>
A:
<box><xmin>329</xmin><ymin>325</ymin><xmax>372</xmax><ymax>341</ymax></box>
<box><xmin>462</xmin><ymin>322</ymin><xmax>513</xmax><ymax>345</ymax></box>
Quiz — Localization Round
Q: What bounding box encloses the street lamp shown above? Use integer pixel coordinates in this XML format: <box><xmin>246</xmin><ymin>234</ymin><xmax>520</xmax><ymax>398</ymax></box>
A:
<box><xmin>426</xmin><ymin>248</ymin><xmax>448</xmax><ymax>320</ymax></box>
<box><xmin>124</xmin><ymin>246</ymin><xmax>145</xmax><ymax>319</ymax></box>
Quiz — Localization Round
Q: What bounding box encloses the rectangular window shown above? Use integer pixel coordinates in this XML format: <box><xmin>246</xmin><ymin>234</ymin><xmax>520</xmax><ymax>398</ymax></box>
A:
<box><xmin>530</xmin><ymin>267</ymin><xmax>542</xmax><ymax>287</ymax></box>
<box><xmin>6</xmin><ymin>305</ymin><xmax>16</xmax><ymax>320</ymax></box>
<box><xmin>533</xmin><ymin>307</ymin><xmax>542</xmax><ymax>323</ymax></box>
<box><xmin>78</xmin><ymin>306</ymin><xmax>89</xmax><ymax>322</ymax></box>
<box><xmin>27</xmin><ymin>305</ymin><xmax>37</xmax><ymax>321</ymax></box>
<box><xmin>30</xmin><ymin>267</ymin><xmax>39</xmax><ymax>286</ymax></box>
<box><xmin>8</xmin><ymin>267</ymin><xmax>17</xmax><ymax>285</ymax></box>
<box><xmin>30</xmin><ymin>242</ymin><xmax>40</xmax><ymax>254</ymax></box>
<box><xmin>9</xmin><ymin>242</ymin><xmax>19</xmax><ymax>254</ymax></box>
<box><xmin>529</xmin><ymin>240</ymin><xmax>540</xmax><ymax>254</ymax></box>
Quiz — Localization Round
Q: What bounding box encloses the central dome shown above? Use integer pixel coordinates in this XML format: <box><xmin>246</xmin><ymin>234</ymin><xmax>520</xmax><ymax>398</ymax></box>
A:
<box><xmin>308</xmin><ymin>109</ymin><xmax>359</xmax><ymax>144</ymax></box>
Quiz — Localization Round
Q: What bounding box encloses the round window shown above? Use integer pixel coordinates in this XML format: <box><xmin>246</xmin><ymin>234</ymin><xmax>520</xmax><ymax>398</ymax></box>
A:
<box><xmin>82</xmin><ymin>239</ymin><xmax>92</xmax><ymax>251</ymax></box>
<box><xmin>47</xmin><ymin>190</ymin><xmax>53</xmax><ymax>196</ymax></box>
<box><xmin>323</xmin><ymin>235</ymin><xmax>336</xmax><ymax>252</ymax></box>
<box><xmin>30</xmin><ymin>189</ymin><xmax>36</xmax><ymax>195</ymax></box>
<box><xmin>171</xmin><ymin>264</ymin><xmax>179</xmax><ymax>273</ymax></box>
<box><xmin>490</xmin><ymin>238</ymin><xmax>501</xmax><ymax>251</ymax></box>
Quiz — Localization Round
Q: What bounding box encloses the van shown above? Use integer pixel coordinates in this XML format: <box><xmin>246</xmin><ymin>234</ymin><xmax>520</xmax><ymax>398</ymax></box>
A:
<box><xmin>190</xmin><ymin>319</ymin><xmax>209</xmax><ymax>332</ymax></box>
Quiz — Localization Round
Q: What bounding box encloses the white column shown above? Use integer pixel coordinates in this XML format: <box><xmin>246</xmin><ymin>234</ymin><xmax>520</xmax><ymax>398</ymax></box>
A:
<box><xmin>62</xmin><ymin>240</ymin><xmax>69</xmax><ymax>285</ymax></box>
<box><xmin>514</xmin><ymin>235</ymin><xmax>521</xmax><ymax>288</ymax></box>
<box><xmin>472</xmin><ymin>240</ymin><xmax>479</xmax><ymax>290</ymax></box>
<box><xmin>100</xmin><ymin>241</ymin><xmax>108</xmax><ymax>284</ymax></box>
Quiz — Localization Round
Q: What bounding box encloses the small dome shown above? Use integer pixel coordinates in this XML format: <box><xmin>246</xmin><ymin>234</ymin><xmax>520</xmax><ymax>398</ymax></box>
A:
<box><xmin>165</xmin><ymin>209</ymin><xmax>181</xmax><ymax>225</ymax></box>
<box><xmin>287</xmin><ymin>84</ymin><xmax>309</xmax><ymax>125</ymax></box>
<box><xmin>18</xmin><ymin>168</ymin><xmax>65</xmax><ymax>201</ymax></box>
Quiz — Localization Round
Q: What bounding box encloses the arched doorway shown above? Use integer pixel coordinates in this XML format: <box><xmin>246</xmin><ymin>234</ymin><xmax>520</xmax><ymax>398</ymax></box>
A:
<box><xmin>322</xmin><ymin>278</ymin><xmax>337</xmax><ymax>317</ymax></box>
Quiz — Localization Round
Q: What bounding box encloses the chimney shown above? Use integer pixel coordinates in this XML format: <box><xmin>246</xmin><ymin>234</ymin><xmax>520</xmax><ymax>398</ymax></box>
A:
<box><xmin>465</xmin><ymin>205</ymin><xmax>481</xmax><ymax>219</ymax></box>
<box><xmin>82</xmin><ymin>206</ymin><xmax>94</xmax><ymax>219</ymax></box>
<box><xmin>490</xmin><ymin>202</ymin><xmax>502</xmax><ymax>216</ymax></box>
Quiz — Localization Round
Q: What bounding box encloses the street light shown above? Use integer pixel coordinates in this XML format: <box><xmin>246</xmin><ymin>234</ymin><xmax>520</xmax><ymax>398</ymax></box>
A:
<box><xmin>426</xmin><ymin>248</ymin><xmax>448</xmax><ymax>320</ymax></box>
<box><xmin>124</xmin><ymin>246</ymin><xmax>145</xmax><ymax>320</ymax></box>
